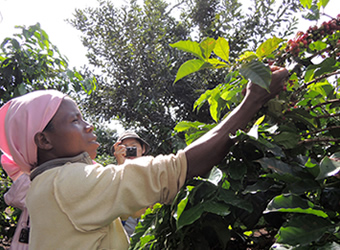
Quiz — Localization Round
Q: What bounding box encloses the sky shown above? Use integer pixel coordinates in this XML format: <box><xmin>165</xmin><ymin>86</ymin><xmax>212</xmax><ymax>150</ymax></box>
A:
<box><xmin>0</xmin><ymin>0</ymin><xmax>339</xmax><ymax>68</ymax></box>
<box><xmin>0</xmin><ymin>0</ymin><xmax>103</xmax><ymax>67</ymax></box>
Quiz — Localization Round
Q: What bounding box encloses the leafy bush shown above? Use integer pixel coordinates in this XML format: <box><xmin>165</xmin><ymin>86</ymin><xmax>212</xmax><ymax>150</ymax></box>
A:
<box><xmin>130</xmin><ymin>8</ymin><xmax>340</xmax><ymax>250</ymax></box>
<box><xmin>0</xmin><ymin>23</ymin><xmax>97</xmax><ymax>106</ymax></box>
<box><xmin>0</xmin><ymin>168</ymin><xmax>20</xmax><ymax>249</ymax></box>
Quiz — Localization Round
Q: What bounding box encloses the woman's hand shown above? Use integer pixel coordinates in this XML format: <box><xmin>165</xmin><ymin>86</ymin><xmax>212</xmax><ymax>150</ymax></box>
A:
<box><xmin>245</xmin><ymin>66</ymin><xmax>289</xmax><ymax>105</ymax></box>
<box><xmin>113</xmin><ymin>141</ymin><xmax>126</xmax><ymax>165</ymax></box>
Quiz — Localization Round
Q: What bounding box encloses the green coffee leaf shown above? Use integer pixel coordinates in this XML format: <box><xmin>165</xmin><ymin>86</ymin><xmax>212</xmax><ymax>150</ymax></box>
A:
<box><xmin>300</xmin><ymin>0</ymin><xmax>312</xmax><ymax>9</ymax></box>
<box><xmin>173</xmin><ymin>59</ymin><xmax>205</xmax><ymax>83</ymax></box>
<box><xmin>239</xmin><ymin>60</ymin><xmax>271</xmax><ymax>90</ymax></box>
<box><xmin>265</xmin><ymin>194</ymin><xmax>328</xmax><ymax>218</ymax></box>
<box><xmin>316</xmin><ymin>153</ymin><xmax>340</xmax><ymax>180</ymax></box>
<box><xmin>170</xmin><ymin>40</ymin><xmax>204</xmax><ymax>60</ymax></box>
<box><xmin>213</xmin><ymin>37</ymin><xmax>230</xmax><ymax>62</ymax></box>
<box><xmin>276</xmin><ymin>214</ymin><xmax>334</xmax><ymax>246</ymax></box>
<box><xmin>256</xmin><ymin>36</ymin><xmax>283</xmax><ymax>59</ymax></box>
<box><xmin>200</xmin><ymin>37</ymin><xmax>216</xmax><ymax>59</ymax></box>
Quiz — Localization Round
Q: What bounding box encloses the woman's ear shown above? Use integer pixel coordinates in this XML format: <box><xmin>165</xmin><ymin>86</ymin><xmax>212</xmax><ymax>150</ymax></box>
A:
<box><xmin>34</xmin><ymin>132</ymin><xmax>53</xmax><ymax>150</ymax></box>
<box><xmin>142</xmin><ymin>145</ymin><xmax>146</xmax><ymax>155</ymax></box>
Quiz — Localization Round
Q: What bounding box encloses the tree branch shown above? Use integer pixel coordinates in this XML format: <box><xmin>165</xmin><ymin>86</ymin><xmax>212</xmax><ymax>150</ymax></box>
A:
<box><xmin>301</xmin><ymin>125</ymin><xmax>340</xmax><ymax>137</ymax></box>
<box><xmin>298</xmin><ymin>137</ymin><xmax>340</xmax><ymax>144</ymax></box>
<box><xmin>302</xmin><ymin>43</ymin><xmax>340</xmax><ymax>64</ymax></box>
<box><xmin>316</xmin><ymin>113</ymin><xmax>340</xmax><ymax>119</ymax></box>
<box><xmin>297</xmin><ymin>70</ymin><xmax>340</xmax><ymax>93</ymax></box>
<box><xmin>310</xmin><ymin>99</ymin><xmax>340</xmax><ymax>110</ymax></box>
<box><xmin>166</xmin><ymin>2</ymin><xmax>185</xmax><ymax>16</ymax></box>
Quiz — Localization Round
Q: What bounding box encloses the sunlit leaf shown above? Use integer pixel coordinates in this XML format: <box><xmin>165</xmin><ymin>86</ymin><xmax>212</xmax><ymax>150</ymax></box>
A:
<box><xmin>238</xmin><ymin>51</ymin><xmax>258</xmax><ymax>62</ymax></box>
<box><xmin>248</xmin><ymin>124</ymin><xmax>259</xmax><ymax>139</ymax></box>
<box><xmin>200</xmin><ymin>37</ymin><xmax>216</xmax><ymax>59</ymax></box>
<box><xmin>207</xmin><ymin>87</ymin><xmax>224</xmax><ymax>122</ymax></box>
<box><xmin>174</xmin><ymin>185</ymin><xmax>194</xmax><ymax>221</ymax></box>
<box><xmin>309</xmin><ymin>40</ymin><xmax>327</xmax><ymax>51</ymax></box>
<box><xmin>170</xmin><ymin>40</ymin><xmax>204</xmax><ymax>60</ymax></box>
<box><xmin>317</xmin><ymin>0</ymin><xmax>329</xmax><ymax>8</ymax></box>
<box><xmin>265</xmin><ymin>194</ymin><xmax>328</xmax><ymax>218</ymax></box>
<box><xmin>176</xmin><ymin>204</ymin><xmax>204</xmax><ymax>229</ymax></box>
<box><xmin>209</xmin><ymin>97</ymin><xmax>219</xmax><ymax>122</ymax></box>
<box><xmin>139</xmin><ymin>235</ymin><xmax>155</xmax><ymax>248</ymax></box>
<box><xmin>316</xmin><ymin>153</ymin><xmax>340</xmax><ymax>180</ymax></box>
<box><xmin>213</xmin><ymin>37</ymin><xmax>230</xmax><ymax>62</ymax></box>
<box><xmin>220</xmin><ymin>84</ymin><xmax>242</xmax><ymax>103</ymax></box>
<box><xmin>207</xmin><ymin>58</ymin><xmax>228</xmax><ymax>68</ymax></box>
<box><xmin>304</xmin><ymin>68</ymin><xmax>315</xmax><ymax>82</ymax></box>
<box><xmin>207</xmin><ymin>167</ymin><xmax>223</xmax><ymax>185</ymax></box>
<box><xmin>194</xmin><ymin>89</ymin><xmax>211</xmax><ymax>111</ymax></box>
<box><xmin>173</xmin><ymin>59</ymin><xmax>205</xmax><ymax>83</ymax></box>
<box><xmin>255</xmin><ymin>115</ymin><xmax>265</xmax><ymax>126</ymax></box>
<box><xmin>256</xmin><ymin>36</ymin><xmax>283</xmax><ymax>59</ymax></box>
<box><xmin>300</xmin><ymin>0</ymin><xmax>312</xmax><ymax>9</ymax></box>
<box><xmin>247</xmin><ymin>115</ymin><xmax>265</xmax><ymax>139</ymax></box>
<box><xmin>174</xmin><ymin>121</ymin><xmax>207</xmax><ymax>132</ymax></box>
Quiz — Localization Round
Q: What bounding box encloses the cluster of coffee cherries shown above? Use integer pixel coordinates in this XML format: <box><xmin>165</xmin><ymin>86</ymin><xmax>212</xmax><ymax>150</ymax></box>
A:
<box><xmin>285</xmin><ymin>14</ymin><xmax>340</xmax><ymax>57</ymax></box>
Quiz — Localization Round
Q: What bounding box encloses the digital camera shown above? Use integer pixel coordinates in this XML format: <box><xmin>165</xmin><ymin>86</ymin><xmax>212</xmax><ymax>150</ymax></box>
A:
<box><xmin>126</xmin><ymin>146</ymin><xmax>137</xmax><ymax>157</ymax></box>
<box><xmin>19</xmin><ymin>227</ymin><xmax>30</xmax><ymax>243</ymax></box>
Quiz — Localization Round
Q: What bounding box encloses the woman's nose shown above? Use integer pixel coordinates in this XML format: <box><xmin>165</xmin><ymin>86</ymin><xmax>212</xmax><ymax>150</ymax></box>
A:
<box><xmin>85</xmin><ymin>122</ymin><xmax>94</xmax><ymax>132</ymax></box>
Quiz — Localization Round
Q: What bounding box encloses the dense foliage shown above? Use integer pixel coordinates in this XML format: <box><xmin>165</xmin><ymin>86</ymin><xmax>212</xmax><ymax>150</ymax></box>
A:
<box><xmin>0</xmin><ymin>23</ymin><xmax>96</xmax><ymax>106</ymax></box>
<box><xmin>1</xmin><ymin>0</ymin><xmax>339</xmax><ymax>249</ymax></box>
<box><xmin>0</xmin><ymin>169</ymin><xmax>16</xmax><ymax>249</ymax></box>
<box><xmin>129</xmin><ymin>4</ymin><xmax>340</xmax><ymax>249</ymax></box>
<box><xmin>69</xmin><ymin>0</ymin><xmax>301</xmax><ymax>155</ymax></box>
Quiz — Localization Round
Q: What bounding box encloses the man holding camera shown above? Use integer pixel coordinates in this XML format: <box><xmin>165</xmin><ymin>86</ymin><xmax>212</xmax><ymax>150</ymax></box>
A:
<box><xmin>111</xmin><ymin>131</ymin><xmax>151</xmax><ymax>236</ymax></box>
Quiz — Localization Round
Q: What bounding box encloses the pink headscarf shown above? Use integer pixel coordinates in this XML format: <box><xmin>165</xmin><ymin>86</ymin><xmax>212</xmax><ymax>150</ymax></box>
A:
<box><xmin>0</xmin><ymin>90</ymin><xmax>66</xmax><ymax>179</ymax></box>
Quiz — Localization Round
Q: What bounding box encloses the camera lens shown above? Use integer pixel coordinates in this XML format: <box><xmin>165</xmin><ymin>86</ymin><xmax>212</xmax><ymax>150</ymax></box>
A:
<box><xmin>126</xmin><ymin>147</ymin><xmax>137</xmax><ymax>157</ymax></box>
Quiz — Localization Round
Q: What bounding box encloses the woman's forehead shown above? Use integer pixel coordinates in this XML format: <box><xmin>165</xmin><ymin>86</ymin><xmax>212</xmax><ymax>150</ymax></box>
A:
<box><xmin>54</xmin><ymin>98</ymin><xmax>80</xmax><ymax>119</ymax></box>
<box><xmin>122</xmin><ymin>138</ymin><xmax>140</xmax><ymax>145</ymax></box>
<box><xmin>61</xmin><ymin>97</ymin><xmax>79</xmax><ymax>110</ymax></box>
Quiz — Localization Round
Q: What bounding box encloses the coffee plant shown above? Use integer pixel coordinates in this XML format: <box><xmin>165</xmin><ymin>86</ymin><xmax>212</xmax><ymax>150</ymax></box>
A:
<box><xmin>130</xmin><ymin>11</ymin><xmax>340</xmax><ymax>250</ymax></box>
<box><xmin>0</xmin><ymin>169</ymin><xmax>18</xmax><ymax>250</ymax></box>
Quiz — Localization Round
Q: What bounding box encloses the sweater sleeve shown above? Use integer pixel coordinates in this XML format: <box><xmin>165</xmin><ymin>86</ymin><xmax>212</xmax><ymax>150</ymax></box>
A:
<box><xmin>53</xmin><ymin>150</ymin><xmax>187</xmax><ymax>232</ymax></box>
